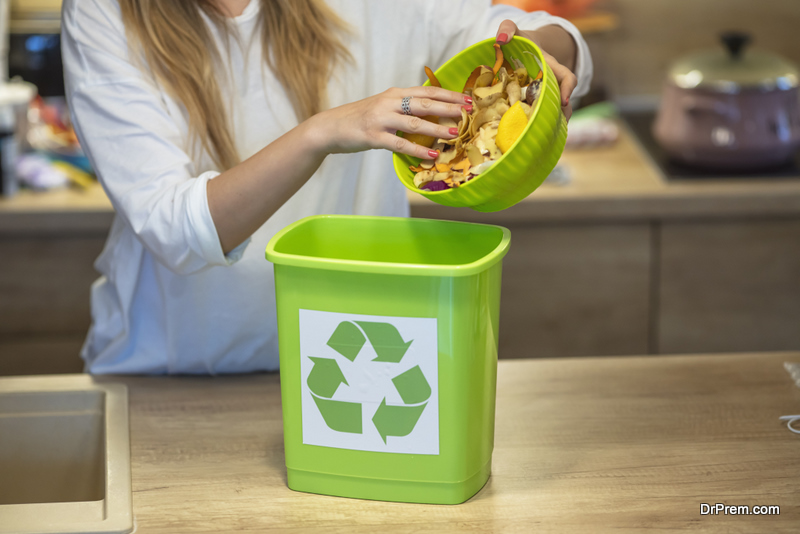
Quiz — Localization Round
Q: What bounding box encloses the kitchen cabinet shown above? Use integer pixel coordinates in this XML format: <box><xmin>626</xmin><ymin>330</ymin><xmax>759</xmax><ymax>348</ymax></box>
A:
<box><xmin>498</xmin><ymin>222</ymin><xmax>651</xmax><ymax>358</ymax></box>
<box><xmin>0</xmin><ymin>232</ymin><xmax>103</xmax><ymax>375</ymax></box>
<box><xmin>0</xmin><ymin>194</ymin><xmax>109</xmax><ymax>375</ymax></box>
<box><xmin>0</xmin><ymin>236</ymin><xmax>103</xmax><ymax>336</ymax></box>
<box><xmin>495</xmin><ymin>216</ymin><xmax>800</xmax><ymax>359</ymax></box>
<box><xmin>658</xmin><ymin>218</ymin><xmax>800</xmax><ymax>354</ymax></box>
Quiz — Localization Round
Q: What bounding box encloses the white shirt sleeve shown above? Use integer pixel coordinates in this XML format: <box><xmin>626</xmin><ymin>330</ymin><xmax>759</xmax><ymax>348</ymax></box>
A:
<box><xmin>422</xmin><ymin>0</ymin><xmax>593</xmax><ymax>99</ymax></box>
<box><xmin>61</xmin><ymin>0</ymin><xmax>249</xmax><ymax>275</ymax></box>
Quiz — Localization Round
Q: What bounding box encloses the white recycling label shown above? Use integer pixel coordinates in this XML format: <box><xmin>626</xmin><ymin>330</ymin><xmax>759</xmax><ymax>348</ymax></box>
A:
<box><xmin>298</xmin><ymin>309</ymin><xmax>439</xmax><ymax>455</ymax></box>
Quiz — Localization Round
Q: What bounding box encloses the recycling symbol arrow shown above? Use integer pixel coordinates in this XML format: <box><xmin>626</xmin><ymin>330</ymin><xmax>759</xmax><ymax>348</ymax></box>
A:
<box><xmin>306</xmin><ymin>321</ymin><xmax>431</xmax><ymax>443</ymax></box>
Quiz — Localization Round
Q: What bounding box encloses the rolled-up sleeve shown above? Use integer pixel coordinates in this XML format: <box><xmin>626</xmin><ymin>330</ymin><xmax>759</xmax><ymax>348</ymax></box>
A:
<box><xmin>61</xmin><ymin>0</ymin><xmax>248</xmax><ymax>275</ymax></box>
<box><xmin>423</xmin><ymin>0</ymin><xmax>593</xmax><ymax>99</ymax></box>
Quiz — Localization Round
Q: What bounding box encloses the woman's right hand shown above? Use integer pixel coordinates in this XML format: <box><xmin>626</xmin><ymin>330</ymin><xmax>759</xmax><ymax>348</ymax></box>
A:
<box><xmin>308</xmin><ymin>86</ymin><xmax>473</xmax><ymax>160</ymax></box>
<box><xmin>209</xmin><ymin>86</ymin><xmax>470</xmax><ymax>253</ymax></box>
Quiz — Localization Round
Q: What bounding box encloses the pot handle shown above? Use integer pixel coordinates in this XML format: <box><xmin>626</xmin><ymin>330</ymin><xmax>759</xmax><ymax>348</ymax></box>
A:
<box><xmin>721</xmin><ymin>31</ymin><xmax>751</xmax><ymax>60</ymax></box>
<box><xmin>682</xmin><ymin>95</ymin><xmax>740</xmax><ymax>121</ymax></box>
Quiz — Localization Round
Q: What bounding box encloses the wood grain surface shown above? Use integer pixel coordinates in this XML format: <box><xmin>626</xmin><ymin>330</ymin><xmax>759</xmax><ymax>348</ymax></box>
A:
<box><xmin>498</xmin><ymin>222</ymin><xmax>651</xmax><ymax>358</ymax></box>
<box><xmin>93</xmin><ymin>352</ymin><xmax>800</xmax><ymax>533</ymax></box>
<box><xmin>0</xmin><ymin>335</ymin><xmax>85</xmax><ymax>375</ymax></box>
<box><xmin>0</xmin><ymin>235</ymin><xmax>104</xmax><ymax>336</ymax></box>
<box><xmin>659</xmin><ymin>220</ymin><xmax>800</xmax><ymax>354</ymax></box>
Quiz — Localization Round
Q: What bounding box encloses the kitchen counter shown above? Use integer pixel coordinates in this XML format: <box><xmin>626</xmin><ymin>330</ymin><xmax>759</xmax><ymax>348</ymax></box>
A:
<box><xmin>0</xmin><ymin>181</ymin><xmax>112</xmax><ymax>235</ymax></box>
<box><xmin>409</xmin><ymin>122</ymin><xmax>800</xmax><ymax>224</ymax></box>
<box><xmin>91</xmin><ymin>352</ymin><xmax>800</xmax><ymax>532</ymax></box>
<box><xmin>3</xmin><ymin>122</ymin><xmax>800</xmax><ymax>234</ymax></box>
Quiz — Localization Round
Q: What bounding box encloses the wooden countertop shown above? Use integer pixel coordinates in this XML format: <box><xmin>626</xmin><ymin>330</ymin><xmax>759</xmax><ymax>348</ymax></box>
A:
<box><xmin>93</xmin><ymin>352</ymin><xmax>800</xmax><ymax>533</ymax></box>
<box><xmin>0</xmin><ymin>182</ymin><xmax>112</xmax><ymax>235</ymax></box>
<box><xmin>3</xmin><ymin>123</ymin><xmax>800</xmax><ymax>234</ymax></box>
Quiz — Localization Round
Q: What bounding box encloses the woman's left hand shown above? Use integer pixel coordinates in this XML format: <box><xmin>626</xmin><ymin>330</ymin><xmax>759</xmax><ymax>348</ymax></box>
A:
<box><xmin>495</xmin><ymin>20</ymin><xmax>578</xmax><ymax>120</ymax></box>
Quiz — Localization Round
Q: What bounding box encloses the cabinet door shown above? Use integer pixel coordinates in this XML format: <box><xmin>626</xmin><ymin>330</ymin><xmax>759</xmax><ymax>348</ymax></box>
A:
<box><xmin>659</xmin><ymin>219</ymin><xmax>800</xmax><ymax>354</ymax></box>
<box><xmin>498</xmin><ymin>223</ymin><xmax>652</xmax><ymax>358</ymax></box>
<box><xmin>0</xmin><ymin>336</ymin><xmax>86</xmax><ymax>375</ymax></box>
<box><xmin>0</xmin><ymin>235</ymin><xmax>105</xmax><ymax>336</ymax></box>
<box><xmin>0</xmin><ymin>234</ymin><xmax>104</xmax><ymax>375</ymax></box>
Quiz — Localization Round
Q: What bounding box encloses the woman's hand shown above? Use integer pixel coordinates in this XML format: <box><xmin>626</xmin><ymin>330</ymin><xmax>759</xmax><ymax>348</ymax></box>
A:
<box><xmin>308</xmin><ymin>86</ymin><xmax>472</xmax><ymax>160</ymax></box>
<box><xmin>209</xmin><ymin>86</ymin><xmax>469</xmax><ymax>253</ymax></box>
<box><xmin>495</xmin><ymin>21</ymin><xmax>579</xmax><ymax>120</ymax></box>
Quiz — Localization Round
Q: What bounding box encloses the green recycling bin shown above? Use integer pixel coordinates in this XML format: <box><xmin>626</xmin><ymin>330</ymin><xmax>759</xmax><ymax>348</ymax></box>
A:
<box><xmin>265</xmin><ymin>215</ymin><xmax>511</xmax><ymax>504</ymax></box>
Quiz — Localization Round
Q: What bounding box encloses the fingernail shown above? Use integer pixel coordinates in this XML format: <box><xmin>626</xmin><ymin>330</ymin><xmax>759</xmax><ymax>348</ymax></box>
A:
<box><xmin>497</xmin><ymin>33</ymin><xmax>509</xmax><ymax>44</ymax></box>
<box><xmin>449</xmin><ymin>127</ymin><xmax>458</xmax><ymax>135</ymax></box>
<box><xmin>462</xmin><ymin>104</ymin><xmax>473</xmax><ymax>113</ymax></box>
<box><xmin>428</xmin><ymin>150</ymin><xmax>439</xmax><ymax>159</ymax></box>
<box><xmin>464</xmin><ymin>95</ymin><xmax>473</xmax><ymax>104</ymax></box>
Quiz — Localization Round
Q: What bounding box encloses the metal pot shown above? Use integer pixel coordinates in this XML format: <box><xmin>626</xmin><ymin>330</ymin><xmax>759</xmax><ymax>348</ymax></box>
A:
<box><xmin>653</xmin><ymin>32</ymin><xmax>800</xmax><ymax>171</ymax></box>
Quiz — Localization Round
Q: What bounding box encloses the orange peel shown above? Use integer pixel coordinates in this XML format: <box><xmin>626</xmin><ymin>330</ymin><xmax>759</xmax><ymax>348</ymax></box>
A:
<box><xmin>463</xmin><ymin>66</ymin><xmax>482</xmax><ymax>92</ymax></box>
<box><xmin>492</xmin><ymin>43</ymin><xmax>504</xmax><ymax>76</ymax></box>
<box><xmin>435</xmin><ymin>162</ymin><xmax>452</xmax><ymax>173</ymax></box>
<box><xmin>424</xmin><ymin>66</ymin><xmax>442</xmax><ymax>88</ymax></box>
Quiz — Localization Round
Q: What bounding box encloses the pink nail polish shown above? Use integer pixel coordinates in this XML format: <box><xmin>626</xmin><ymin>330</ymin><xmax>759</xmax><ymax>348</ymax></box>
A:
<box><xmin>448</xmin><ymin>127</ymin><xmax>458</xmax><ymax>135</ymax></box>
<box><xmin>428</xmin><ymin>150</ymin><xmax>439</xmax><ymax>159</ymax></box>
<box><xmin>464</xmin><ymin>95</ymin><xmax>473</xmax><ymax>104</ymax></box>
<box><xmin>497</xmin><ymin>32</ymin><xmax>509</xmax><ymax>44</ymax></box>
<box><xmin>463</xmin><ymin>104</ymin><xmax>473</xmax><ymax>113</ymax></box>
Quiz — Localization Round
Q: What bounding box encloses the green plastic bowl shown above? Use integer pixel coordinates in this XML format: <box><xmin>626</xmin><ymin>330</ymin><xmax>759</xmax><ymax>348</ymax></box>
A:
<box><xmin>393</xmin><ymin>36</ymin><xmax>567</xmax><ymax>212</ymax></box>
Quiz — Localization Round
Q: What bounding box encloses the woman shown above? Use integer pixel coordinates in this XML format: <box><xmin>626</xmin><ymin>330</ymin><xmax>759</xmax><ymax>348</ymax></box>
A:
<box><xmin>61</xmin><ymin>0</ymin><xmax>592</xmax><ymax>374</ymax></box>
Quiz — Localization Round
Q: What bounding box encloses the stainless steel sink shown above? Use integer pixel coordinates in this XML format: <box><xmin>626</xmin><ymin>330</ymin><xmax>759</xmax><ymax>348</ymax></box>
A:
<box><xmin>0</xmin><ymin>375</ymin><xmax>132</xmax><ymax>534</ymax></box>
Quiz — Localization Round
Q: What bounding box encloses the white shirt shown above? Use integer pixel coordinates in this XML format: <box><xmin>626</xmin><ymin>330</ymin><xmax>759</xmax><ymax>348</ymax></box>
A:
<box><xmin>61</xmin><ymin>0</ymin><xmax>593</xmax><ymax>374</ymax></box>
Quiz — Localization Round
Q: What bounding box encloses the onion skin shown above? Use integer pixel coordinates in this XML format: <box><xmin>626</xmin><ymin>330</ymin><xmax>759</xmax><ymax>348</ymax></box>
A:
<box><xmin>420</xmin><ymin>180</ymin><xmax>451</xmax><ymax>191</ymax></box>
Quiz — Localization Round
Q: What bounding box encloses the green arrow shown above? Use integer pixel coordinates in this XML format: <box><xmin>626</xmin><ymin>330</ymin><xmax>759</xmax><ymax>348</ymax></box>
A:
<box><xmin>354</xmin><ymin>321</ymin><xmax>413</xmax><ymax>363</ymax></box>
<box><xmin>391</xmin><ymin>365</ymin><xmax>431</xmax><ymax>405</ymax></box>
<box><xmin>307</xmin><ymin>357</ymin><xmax>348</xmax><ymax>398</ymax></box>
<box><xmin>372</xmin><ymin>398</ymin><xmax>427</xmax><ymax>444</ymax></box>
<box><xmin>326</xmin><ymin>321</ymin><xmax>365</xmax><ymax>362</ymax></box>
<box><xmin>311</xmin><ymin>393</ymin><xmax>362</xmax><ymax>434</ymax></box>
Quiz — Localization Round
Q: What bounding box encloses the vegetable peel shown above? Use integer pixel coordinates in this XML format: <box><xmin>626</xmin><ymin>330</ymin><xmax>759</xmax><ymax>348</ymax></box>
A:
<box><xmin>409</xmin><ymin>43</ymin><xmax>541</xmax><ymax>190</ymax></box>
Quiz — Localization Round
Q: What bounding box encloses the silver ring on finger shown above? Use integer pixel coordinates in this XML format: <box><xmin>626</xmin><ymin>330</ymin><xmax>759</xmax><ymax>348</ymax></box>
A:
<box><xmin>401</xmin><ymin>96</ymin><xmax>413</xmax><ymax>115</ymax></box>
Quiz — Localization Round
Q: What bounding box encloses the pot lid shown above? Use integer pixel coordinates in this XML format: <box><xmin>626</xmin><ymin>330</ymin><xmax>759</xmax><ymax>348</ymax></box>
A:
<box><xmin>669</xmin><ymin>32</ymin><xmax>799</xmax><ymax>92</ymax></box>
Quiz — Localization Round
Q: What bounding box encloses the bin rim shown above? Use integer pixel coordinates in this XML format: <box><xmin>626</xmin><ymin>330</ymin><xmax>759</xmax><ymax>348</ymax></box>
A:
<box><xmin>265</xmin><ymin>215</ymin><xmax>511</xmax><ymax>277</ymax></box>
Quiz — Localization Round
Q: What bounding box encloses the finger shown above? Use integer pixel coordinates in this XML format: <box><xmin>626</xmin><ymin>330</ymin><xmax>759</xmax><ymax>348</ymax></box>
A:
<box><xmin>384</xmin><ymin>132</ymin><xmax>441</xmax><ymax>160</ymax></box>
<box><xmin>396</xmin><ymin>96</ymin><xmax>470</xmax><ymax>119</ymax></box>
<box><xmin>393</xmin><ymin>114</ymin><xmax>459</xmax><ymax>141</ymax></box>
<box><xmin>542</xmin><ymin>54</ymin><xmax>578</xmax><ymax>107</ymax></box>
<box><xmin>495</xmin><ymin>19</ymin><xmax>518</xmax><ymax>44</ymax></box>
<box><xmin>393</xmin><ymin>85</ymin><xmax>472</xmax><ymax>105</ymax></box>
<box><xmin>559</xmin><ymin>72</ymin><xmax>578</xmax><ymax>109</ymax></box>
<box><xmin>562</xmin><ymin>102</ymin><xmax>573</xmax><ymax>122</ymax></box>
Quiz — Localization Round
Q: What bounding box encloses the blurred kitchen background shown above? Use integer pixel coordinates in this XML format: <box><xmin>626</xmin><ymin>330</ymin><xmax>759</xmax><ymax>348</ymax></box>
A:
<box><xmin>1</xmin><ymin>0</ymin><xmax>799</xmax><ymax>375</ymax></box>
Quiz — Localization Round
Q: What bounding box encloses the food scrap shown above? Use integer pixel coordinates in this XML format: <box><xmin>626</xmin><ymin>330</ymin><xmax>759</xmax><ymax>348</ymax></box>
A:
<box><xmin>409</xmin><ymin>44</ymin><xmax>543</xmax><ymax>191</ymax></box>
